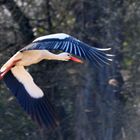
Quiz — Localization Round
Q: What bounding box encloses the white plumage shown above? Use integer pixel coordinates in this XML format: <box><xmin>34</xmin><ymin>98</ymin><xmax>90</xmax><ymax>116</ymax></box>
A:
<box><xmin>33</xmin><ymin>33</ymin><xmax>69</xmax><ymax>42</ymax></box>
<box><xmin>11</xmin><ymin>66</ymin><xmax>44</xmax><ymax>98</ymax></box>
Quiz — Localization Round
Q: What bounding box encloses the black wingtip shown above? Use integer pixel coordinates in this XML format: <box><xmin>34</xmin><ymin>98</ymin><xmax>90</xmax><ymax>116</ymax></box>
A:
<box><xmin>88</xmin><ymin>47</ymin><xmax>114</xmax><ymax>68</ymax></box>
<box><xmin>3</xmin><ymin>71</ymin><xmax>60</xmax><ymax>130</ymax></box>
<box><xmin>31</xmin><ymin>97</ymin><xmax>60</xmax><ymax>130</ymax></box>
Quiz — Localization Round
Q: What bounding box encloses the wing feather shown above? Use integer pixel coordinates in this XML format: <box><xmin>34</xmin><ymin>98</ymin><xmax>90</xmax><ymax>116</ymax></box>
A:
<box><xmin>21</xmin><ymin>33</ymin><xmax>113</xmax><ymax>67</ymax></box>
<box><xmin>3</xmin><ymin>66</ymin><xmax>59</xmax><ymax>129</ymax></box>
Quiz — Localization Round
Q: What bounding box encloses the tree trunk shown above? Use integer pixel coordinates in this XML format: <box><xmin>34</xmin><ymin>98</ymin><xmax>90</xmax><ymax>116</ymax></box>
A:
<box><xmin>96</xmin><ymin>1</ymin><xmax>124</xmax><ymax>140</ymax></box>
<box><xmin>45</xmin><ymin>0</ymin><xmax>52</xmax><ymax>33</ymax></box>
<box><xmin>74</xmin><ymin>0</ymin><xmax>124</xmax><ymax>140</ymax></box>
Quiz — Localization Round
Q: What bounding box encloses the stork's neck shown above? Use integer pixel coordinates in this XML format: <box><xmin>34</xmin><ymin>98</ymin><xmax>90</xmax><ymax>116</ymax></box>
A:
<box><xmin>43</xmin><ymin>50</ymin><xmax>65</xmax><ymax>61</ymax></box>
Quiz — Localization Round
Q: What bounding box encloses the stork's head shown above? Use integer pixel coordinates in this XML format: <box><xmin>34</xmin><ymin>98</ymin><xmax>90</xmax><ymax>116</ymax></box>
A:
<box><xmin>58</xmin><ymin>52</ymin><xmax>83</xmax><ymax>63</ymax></box>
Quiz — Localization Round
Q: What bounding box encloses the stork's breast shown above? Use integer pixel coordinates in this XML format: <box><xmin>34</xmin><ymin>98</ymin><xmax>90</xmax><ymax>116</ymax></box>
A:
<box><xmin>16</xmin><ymin>50</ymin><xmax>43</xmax><ymax>66</ymax></box>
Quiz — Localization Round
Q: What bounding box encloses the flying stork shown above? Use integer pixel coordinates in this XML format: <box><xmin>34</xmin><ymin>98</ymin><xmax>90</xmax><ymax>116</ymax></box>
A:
<box><xmin>0</xmin><ymin>33</ymin><xmax>113</xmax><ymax>129</ymax></box>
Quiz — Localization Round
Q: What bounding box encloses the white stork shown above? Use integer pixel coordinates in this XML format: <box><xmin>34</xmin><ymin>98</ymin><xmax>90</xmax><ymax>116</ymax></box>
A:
<box><xmin>0</xmin><ymin>33</ymin><xmax>113</xmax><ymax>129</ymax></box>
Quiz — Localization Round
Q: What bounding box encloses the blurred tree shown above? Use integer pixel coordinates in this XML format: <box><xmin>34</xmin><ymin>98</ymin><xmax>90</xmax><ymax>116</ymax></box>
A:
<box><xmin>0</xmin><ymin>0</ymin><xmax>140</xmax><ymax>140</ymax></box>
<box><xmin>122</xmin><ymin>1</ymin><xmax>140</xmax><ymax>140</ymax></box>
<box><xmin>95</xmin><ymin>1</ymin><xmax>124</xmax><ymax>140</ymax></box>
<box><xmin>0</xmin><ymin>0</ymin><xmax>34</xmax><ymax>44</ymax></box>
<box><xmin>73</xmin><ymin>0</ymin><xmax>124</xmax><ymax>140</ymax></box>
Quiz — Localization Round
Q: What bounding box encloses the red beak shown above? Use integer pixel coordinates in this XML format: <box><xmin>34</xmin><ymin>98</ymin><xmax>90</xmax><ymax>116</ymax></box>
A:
<box><xmin>70</xmin><ymin>56</ymin><xmax>83</xmax><ymax>63</ymax></box>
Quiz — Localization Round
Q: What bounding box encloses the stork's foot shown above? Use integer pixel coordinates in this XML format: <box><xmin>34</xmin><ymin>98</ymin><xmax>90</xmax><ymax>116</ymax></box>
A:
<box><xmin>0</xmin><ymin>59</ymin><xmax>21</xmax><ymax>80</ymax></box>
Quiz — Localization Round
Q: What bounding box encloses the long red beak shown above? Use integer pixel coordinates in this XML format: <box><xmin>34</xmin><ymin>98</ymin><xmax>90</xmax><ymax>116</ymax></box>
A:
<box><xmin>70</xmin><ymin>56</ymin><xmax>83</xmax><ymax>63</ymax></box>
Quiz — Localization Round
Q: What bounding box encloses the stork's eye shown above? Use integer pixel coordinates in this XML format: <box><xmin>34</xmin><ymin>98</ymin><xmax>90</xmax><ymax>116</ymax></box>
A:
<box><xmin>67</xmin><ymin>54</ymin><xmax>71</xmax><ymax>57</ymax></box>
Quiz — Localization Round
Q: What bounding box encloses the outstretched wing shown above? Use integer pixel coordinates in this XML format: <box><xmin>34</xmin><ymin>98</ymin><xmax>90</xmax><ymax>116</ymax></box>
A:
<box><xmin>3</xmin><ymin>66</ymin><xmax>59</xmax><ymax>129</ymax></box>
<box><xmin>21</xmin><ymin>33</ymin><xmax>114</xmax><ymax>67</ymax></box>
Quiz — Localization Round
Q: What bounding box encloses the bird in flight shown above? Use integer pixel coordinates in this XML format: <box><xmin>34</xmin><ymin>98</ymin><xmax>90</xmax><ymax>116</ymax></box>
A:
<box><xmin>0</xmin><ymin>33</ymin><xmax>113</xmax><ymax>129</ymax></box>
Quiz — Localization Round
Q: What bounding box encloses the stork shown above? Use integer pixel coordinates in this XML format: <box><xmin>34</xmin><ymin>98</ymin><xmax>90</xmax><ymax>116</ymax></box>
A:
<box><xmin>0</xmin><ymin>33</ymin><xmax>113</xmax><ymax>129</ymax></box>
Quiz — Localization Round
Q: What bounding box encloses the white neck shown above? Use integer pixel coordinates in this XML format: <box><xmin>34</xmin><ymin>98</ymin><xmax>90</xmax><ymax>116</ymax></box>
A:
<box><xmin>42</xmin><ymin>51</ymin><xmax>68</xmax><ymax>61</ymax></box>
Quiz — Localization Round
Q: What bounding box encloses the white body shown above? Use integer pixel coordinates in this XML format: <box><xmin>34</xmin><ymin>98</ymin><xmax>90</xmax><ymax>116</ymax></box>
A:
<box><xmin>0</xmin><ymin>50</ymin><xmax>69</xmax><ymax>72</ymax></box>
<box><xmin>0</xmin><ymin>50</ymin><xmax>71</xmax><ymax>98</ymax></box>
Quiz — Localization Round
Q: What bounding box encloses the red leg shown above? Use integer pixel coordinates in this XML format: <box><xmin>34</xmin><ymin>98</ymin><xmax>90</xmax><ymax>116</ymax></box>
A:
<box><xmin>0</xmin><ymin>59</ymin><xmax>21</xmax><ymax>80</ymax></box>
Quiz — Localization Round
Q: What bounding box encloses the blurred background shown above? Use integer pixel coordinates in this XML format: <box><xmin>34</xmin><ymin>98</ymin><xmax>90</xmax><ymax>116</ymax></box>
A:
<box><xmin>0</xmin><ymin>0</ymin><xmax>140</xmax><ymax>140</ymax></box>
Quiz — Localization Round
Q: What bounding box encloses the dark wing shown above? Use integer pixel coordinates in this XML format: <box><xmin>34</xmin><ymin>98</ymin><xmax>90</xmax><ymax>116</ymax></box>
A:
<box><xmin>3</xmin><ymin>67</ymin><xmax>59</xmax><ymax>129</ymax></box>
<box><xmin>21</xmin><ymin>33</ymin><xmax>114</xmax><ymax>67</ymax></box>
